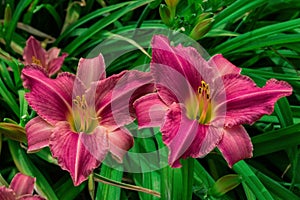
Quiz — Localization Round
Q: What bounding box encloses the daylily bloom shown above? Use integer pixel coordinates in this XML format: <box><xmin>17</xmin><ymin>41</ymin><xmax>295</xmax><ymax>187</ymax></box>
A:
<box><xmin>22</xmin><ymin>54</ymin><xmax>153</xmax><ymax>185</ymax></box>
<box><xmin>134</xmin><ymin>35</ymin><xmax>293</xmax><ymax>168</ymax></box>
<box><xmin>0</xmin><ymin>173</ymin><xmax>45</xmax><ymax>200</ymax></box>
<box><xmin>23</xmin><ymin>36</ymin><xmax>68</xmax><ymax>76</ymax></box>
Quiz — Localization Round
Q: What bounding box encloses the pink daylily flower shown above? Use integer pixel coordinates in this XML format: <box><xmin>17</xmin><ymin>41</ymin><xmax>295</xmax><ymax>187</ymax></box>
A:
<box><xmin>0</xmin><ymin>173</ymin><xmax>45</xmax><ymax>200</ymax></box>
<box><xmin>23</xmin><ymin>36</ymin><xmax>68</xmax><ymax>76</ymax></box>
<box><xmin>134</xmin><ymin>35</ymin><xmax>293</xmax><ymax>168</ymax></box>
<box><xmin>22</xmin><ymin>54</ymin><xmax>153</xmax><ymax>186</ymax></box>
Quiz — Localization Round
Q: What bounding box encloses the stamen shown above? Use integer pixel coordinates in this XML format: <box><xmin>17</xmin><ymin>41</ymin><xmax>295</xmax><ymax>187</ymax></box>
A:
<box><xmin>32</xmin><ymin>56</ymin><xmax>42</xmax><ymax>66</ymax></box>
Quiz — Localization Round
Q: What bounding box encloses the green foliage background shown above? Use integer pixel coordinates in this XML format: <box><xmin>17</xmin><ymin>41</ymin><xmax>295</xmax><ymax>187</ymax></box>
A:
<box><xmin>0</xmin><ymin>0</ymin><xmax>299</xmax><ymax>199</ymax></box>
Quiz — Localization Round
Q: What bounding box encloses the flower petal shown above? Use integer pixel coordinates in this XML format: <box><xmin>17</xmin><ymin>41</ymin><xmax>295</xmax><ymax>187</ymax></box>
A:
<box><xmin>162</xmin><ymin>103</ymin><xmax>223</xmax><ymax>167</ymax></box>
<box><xmin>208</xmin><ymin>54</ymin><xmax>241</xmax><ymax>76</ymax></box>
<box><xmin>50</xmin><ymin>122</ymin><xmax>109</xmax><ymax>186</ymax></box>
<box><xmin>217</xmin><ymin>125</ymin><xmax>253</xmax><ymax>167</ymax></box>
<box><xmin>47</xmin><ymin>52</ymin><xmax>68</xmax><ymax>76</ymax></box>
<box><xmin>10</xmin><ymin>173</ymin><xmax>35</xmax><ymax>196</ymax></box>
<box><xmin>23</xmin><ymin>36</ymin><xmax>47</xmax><ymax>67</ymax></box>
<box><xmin>25</xmin><ymin>117</ymin><xmax>53</xmax><ymax>152</ymax></box>
<box><xmin>77</xmin><ymin>54</ymin><xmax>106</xmax><ymax>88</ymax></box>
<box><xmin>133</xmin><ymin>93</ymin><xmax>168</xmax><ymax>128</ymax></box>
<box><xmin>108</xmin><ymin>128</ymin><xmax>134</xmax><ymax>162</ymax></box>
<box><xmin>218</xmin><ymin>74</ymin><xmax>293</xmax><ymax>127</ymax></box>
<box><xmin>22</xmin><ymin>66</ymin><xmax>74</xmax><ymax>125</ymax></box>
<box><xmin>96</xmin><ymin>70</ymin><xmax>153</xmax><ymax>130</ymax></box>
<box><xmin>151</xmin><ymin>35</ymin><xmax>216</xmax><ymax>104</ymax></box>
<box><xmin>0</xmin><ymin>187</ymin><xmax>15</xmax><ymax>200</ymax></box>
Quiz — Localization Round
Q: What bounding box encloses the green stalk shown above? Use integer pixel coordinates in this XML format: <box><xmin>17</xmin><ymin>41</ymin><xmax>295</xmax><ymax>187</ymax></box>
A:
<box><xmin>182</xmin><ymin>158</ymin><xmax>194</xmax><ymax>200</ymax></box>
<box><xmin>233</xmin><ymin>161</ymin><xmax>274</xmax><ymax>200</ymax></box>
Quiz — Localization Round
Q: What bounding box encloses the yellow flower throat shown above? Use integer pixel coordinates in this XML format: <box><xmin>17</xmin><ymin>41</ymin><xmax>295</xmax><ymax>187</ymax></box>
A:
<box><xmin>185</xmin><ymin>80</ymin><xmax>213</xmax><ymax>124</ymax></box>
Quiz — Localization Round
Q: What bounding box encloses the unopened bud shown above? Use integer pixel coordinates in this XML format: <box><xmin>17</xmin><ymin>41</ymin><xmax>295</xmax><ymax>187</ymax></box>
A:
<box><xmin>209</xmin><ymin>174</ymin><xmax>242</xmax><ymax>197</ymax></box>
<box><xmin>165</xmin><ymin>0</ymin><xmax>180</xmax><ymax>8</ymax></box>
<box><xmin>190</xmin><ymin>18</ymin><xmax>214</xmax><ymax>40</ymax></box>
<box><xmin>4</xmin><ymin>4</ymin><xmax>12</xmax><ymax>28</ymax></box>
<box><xmin>0</xmin><ymin>123</ymin><xmax>26</xmax><ymax>143</ymax></box>
<box><xmin>159</xmin><ymin>4</ymin><xmax>172</xmax><ymax>26</ymax></box>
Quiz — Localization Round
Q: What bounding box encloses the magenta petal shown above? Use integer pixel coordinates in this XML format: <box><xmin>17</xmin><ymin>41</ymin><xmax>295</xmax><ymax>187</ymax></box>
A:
<box><xmin>50</xmin><ymin>122</ymin><xmax>109</xmax><ymax>186</ymax></box>
<box><xmin>23</xmin><ymin>36</ymin><xmax>47</xmax><ymax>67</ymax></box>
<box><xmin>10</xmin><ymin>173</ymin><xmax>35</xmax><ymax>196</ymax></box>
<box><xmin>133</xmin><ymin>93</ymin><xmax>168</xmax><ymax>128</ymax></box>
<box><xmin>20</xmin><ymin>196</ymin><xmax>45</xmax><ymax>200</ymax></box>
<box><xmin>96</xmin><ymin>70</ymin><xmax>153</xmax><ymax>129</ymax></box>
<box><xmin>219</xmin><ymin>74</ymin><xmax>293</xmax><ymax>127</ymax></box>
<box><xmin>22</xmin><ymin>66</ymin><xmax>74</xmax><ymax>125</ymax></box>
<box><xmin>217</xmin><ymin>125</ymin><xmax>253</xmax><ymax>167</ymax></box>
<box><xmin>25</xmin><ymin>117</ymin><xmax>53</xmax><ymax>152</ymax></box>
<box><xmin>47</xmin><ymin>52</ymin><xmax>68</xmax><ymax>76</ymax></box>
<box><xmin>208</xmin><ymin>54</ymin><xmax>241</xmax><ymax>76</ymax></box>
<box><xmin>0</xmin><ymin>187</ymin><xmax>15</xmax><ymax>200</ymax></box>
<box><xmin>77</xmin><ymin>55</ymin><xmax>106</xmax><ymax>88</ymax></box>
<box><xmin>151</xmin><ymin>35</ymin><xmax>216</xmax><ymax>104</ymax></box>
<box><xmin>162</xmin><ymin>103</ymin><xmax>223</xmax><ymax>167</ymax></box>
<box><xmin>108</xmin><ymin>128</ymin><xmax>134</xmax><ymax>162</ymax></box>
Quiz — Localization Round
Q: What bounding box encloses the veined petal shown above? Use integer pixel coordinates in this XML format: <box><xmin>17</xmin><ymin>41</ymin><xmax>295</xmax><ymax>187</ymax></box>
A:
<box><xmin>0</xmin><ymin>187</ymin><xmax>15</xmax><ymax>200</ymax></box>
<box><xmin>46</xmin><ymin>47</ymin><xmax>60</xmax><ymax>60</ymax></box>
<box><xmin>50</xmin><ymin>122</ymin><xmax>109</xmax><ymax>186</ymax></box>
<box><xmin>162</xmin><ymin>103</ymin><xmax>223</xmax><ymax>167</ymax></box>
<box><xmin>10</xmin><ymin>173</ymin><xmax>35</xmax><ymax>196</ymax></box>
<box><xmin>217</xmin><ymin>126</ymin><xmax>253</xmax><ymax>167</ymax></box>
<box><xmin>108</xmin><ymin>128</ymin><xmax>134</xmax><ymax>162</ymax></box>
<box><xmin>96</xmin><ymin>70</ymin><xmax>153</xmax><ymax>130</ymax></box>
<box><xmin>47</xmin><ymin>52</ymin><xmax>68</xmax><ymax>76</ymax></box>
<box><xmin>218</xmin><ymin>74</ymin><xmax>293</xmax><ymax>127</ymax></box>
<box><xmin>23</xmin><ymin>36</ymin><xmax>46</xmax><ymax>67</ymax></box>
<box><xmin>208</xmin><ymin>54</ymin><xmax>241</xmax><ymax>76</ymax></box>
<box><xmin>25</xmin><ymin>117</ymin><xmax>53</xmax><ymax>152</ymax></box>
<box><xmin>133</xmin><ymin>93</ymin><xmax>168</xmax><ymax>128</ymax></box>
<box><xmin>22</xmin><ymin>66</ymin><xmax>74</xmax><ymax>125</ymax></box>
<box><xmin>151</xmin><ymin>35</ymin><xmax>215</xmax><ymax>100</ymax></box>
<box><xmin>77</xmin><ymin>54</ymin><xmax>106</xmax><ymax>88</ymax></box>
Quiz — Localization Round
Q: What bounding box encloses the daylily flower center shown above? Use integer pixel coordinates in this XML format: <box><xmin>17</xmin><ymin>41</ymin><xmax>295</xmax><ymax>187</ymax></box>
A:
<box><xmin>32</xmin><ymin>56</ymin><xmax>42</xmax><ymax>66</ymax></box>
<box><xmin>69</xmin><ymin>95</ymin><xmax>99</xmax><ymax>134</ymax></box>
<box><xmin>185</xmin><ymin>80</ymin><xmax>213</xmax><ymax>124</ymax></box>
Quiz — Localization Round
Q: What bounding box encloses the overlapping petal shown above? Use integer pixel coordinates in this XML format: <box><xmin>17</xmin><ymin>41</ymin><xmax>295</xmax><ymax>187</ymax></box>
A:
<box><xmin>0</xmin><ymin>187</ymin><xmax>15</xmax><ymax>200</ymax></box>
<box><xmin>23</xmin><ymin>36</ymin><xmax>67</xmax><ymax>76</ymax></box>
<box><xmin>217</xmin><ymin>126</ymin><xmax>253</xmax><ymax>167</ymax></box>
<box><xmin>151</xmin><ymin>35</ymin><xmax>216</xmax><ymax>93</ymax></box>
<box><xmin>208</xmin><ymin>54</ymin><xmax>241</xmax><ymax>76</ymax></box>
<box><xmin>49</xmin><ymin>122</ymin><xmax>109</xmax><ymax>186</ymax></box>
<box><xmin>218</xmin><ymin>74</ymin><xmax>293</xmax><ymax>128</ymax></box>
<box><xmin>161</xmin><ymin>103</ymin><xmax>223</xmax><ymax>167</ymax></box>
<box><xmin>25</xmin><ymin>117</ymin><xmax>53</xmax><ymax>152</ymax></box>
<box><xmin>10</xmin><ymin>173</ymin><xmax>35</xmax><ymax>197</ymax></box>
<box><xmin>77</xmin><ymin>54</ymin><xmax>106</xmax><ymax>88</ymax></box>
<box><xmin>108</xmin><ymin>128</ymin><xmax>134</xmax><ymax>162</ymax></box>
<box><xmin>133</xmin><ymin>93</ymin><xmax>168</xmax><ymax>128</ymax></box>
<box><xmin>96</xmin><ymin>70</ymin><xmax>153</xmax><ymax>130</ymax></box>
<box><xmin>23</xmin><ymin>36</ymin><xmax>47</xmax><ymax>67</ymax></box>
<box><xmin>22</xmin><ymin>66</ymin><xmax>74</xmax><ymax>125</ymax></box>
<box><xmin>47</xmin><ymin>52</ymin><xmax>68</xmax><ymax>76</ymax></box>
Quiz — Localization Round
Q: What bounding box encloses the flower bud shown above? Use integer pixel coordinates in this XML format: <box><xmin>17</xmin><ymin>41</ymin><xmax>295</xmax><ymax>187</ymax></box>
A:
<box><xmin>0</xmin><ymin>123</ymin><xmax>26</xmax><ymax>143</ymax></box>
<box><xmin>190</xmin><ymin>17</ymin><xmax>214</xmax><ymax>40</ymax></box>
<box><xmin>165</xmin><ymin>0</ymin><xmax>180</xmax><ymax>8</ymax></box>
<box><xmin>159</xmin><ymin>4</ymin><xmax>172</xmax><ymax>26</ymax></box>
<box><xmin>209</xmin><ymin>174</ymin><xmax>242</xmax><ymax>197</ymax></box>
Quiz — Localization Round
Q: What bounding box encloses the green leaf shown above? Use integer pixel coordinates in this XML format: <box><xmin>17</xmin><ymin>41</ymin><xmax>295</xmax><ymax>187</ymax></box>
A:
<box><xmin>212</xmin><ymin>18</ymin><xmax>300</xmax><ymax>54</ymax></box>
<box><xmin>63</xmin><ymin>0</ymin><xmax>154</xmax><ymax>55</ymax></box>
<box><xmin>252</xmin><ymin>123</ymin><xmax>300</xmax><ymax>157</ymax></box>
<box><xmin>233</xmin><ymin>161</ymin><xmax>274</xmax><ymax>200</ymax></box>
<box><xmin>4</xmin><ymin>0</ymin><xmax>31</xmax><ymax>47</ymax></box>
<box><xmin>96</xmin><ymin>164</ymin><xmax>123</xmax><ymax>200</ymax></box>
<box><xmin>8</xmin><ymin>140</ymin><xmax>59</xmax><ymax>200</ymax></box>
